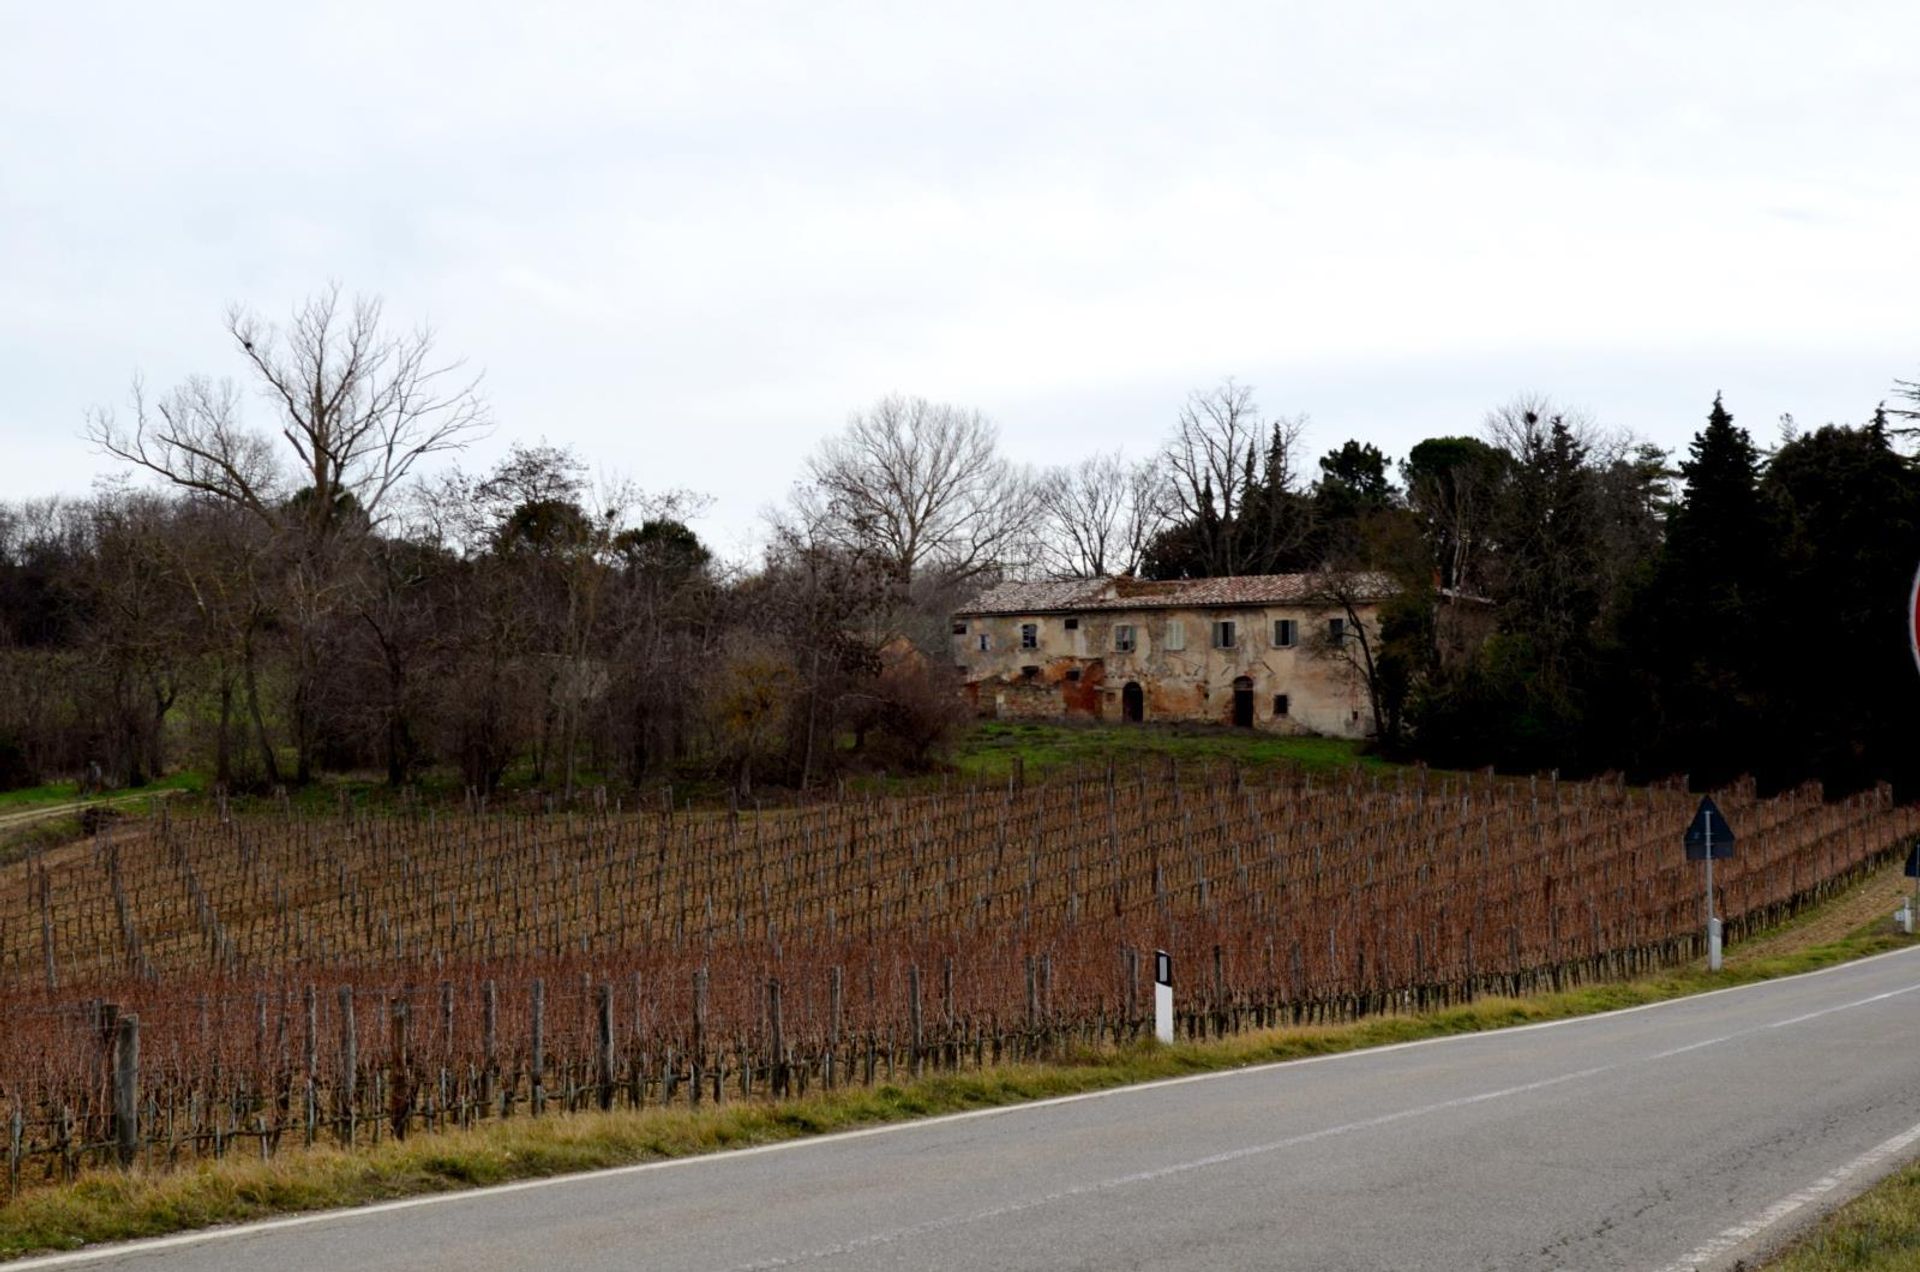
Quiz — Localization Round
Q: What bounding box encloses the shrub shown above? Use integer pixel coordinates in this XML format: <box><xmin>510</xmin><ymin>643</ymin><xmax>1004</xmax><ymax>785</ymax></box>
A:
<box><xmin>0</xmin><ymin>737</ymin><xmax>36</xmax><ymax>792</ymax></box>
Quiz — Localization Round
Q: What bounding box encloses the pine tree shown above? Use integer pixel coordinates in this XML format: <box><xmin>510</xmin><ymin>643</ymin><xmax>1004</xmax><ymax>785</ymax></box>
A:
<box><xmin>1762</xmin><ymin>418</ymin><xmax>1920</xmax><ymax>793</ymax></box>
<box><xmin>1638</xmin><ymin>394</ymin><xmax>1775</xmax><ymax>784</ymax></box>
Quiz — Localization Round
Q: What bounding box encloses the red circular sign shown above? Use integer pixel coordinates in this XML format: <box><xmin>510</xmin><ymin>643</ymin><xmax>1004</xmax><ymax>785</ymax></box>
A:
<box><xmin>1912</xmin><ymin>561</ymin><xmax>1920</xmax><ymax>677</ymax></box>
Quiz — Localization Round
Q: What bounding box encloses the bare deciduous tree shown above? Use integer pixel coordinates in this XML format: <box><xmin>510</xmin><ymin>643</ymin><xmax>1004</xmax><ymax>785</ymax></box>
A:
<box><xmin>163</xmin><ymin>499</ymin><xmax>283</xmax><ymax>788</ymax></box>
<box><xmin>89</xmin><ymin>285</ymin><xmax>489</xmax><ymax>542</ymax></box>
<box><xmin>704</xmin><ymin>638</ymin><xmax>796</xmax><ymax>799</ymax></box>
<box><xmin>1158</xmin><ymin>379</ymin><xmax>1310</xmax><ymax>576</ymax></box>
<box><xmin>1303</xmin><ymin>567</ymin><xmax>1393</xmax><ymax>743</ymax></box>
<box><xmin>86</xmin><ymin>286</ymin><xmax>489</xmax><ymax>783</ymax></box>
<box><xmin>804</xmin><ymin>395</ymin><xmax>1038</xmax><ymax>585</ymax></box>
<box><xmin>755</xmin><ymin>517</ymin><xmax>892</xmax><ymax>790</ymax></box>
<box><xmin>1035</xmin><ymin>450</ymin><xmax>1162</xmax><ymax>578</ymax></box>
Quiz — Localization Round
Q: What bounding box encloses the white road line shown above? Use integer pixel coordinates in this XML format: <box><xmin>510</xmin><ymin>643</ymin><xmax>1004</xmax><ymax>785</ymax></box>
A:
<box><xmin>1651</xmin><ymin>1118</ymin><xmax>1920</xmax><ymax>1272</ymax></box>
<box><xmin>1767</xmin><ymin>984</ymin><xmax>1920</xmax><ymax>1030</ymax></box>
<box><xmin>1647</xmin><ymin>1036</ymin><xmax>1733</xmax><ymax>1060</ymax></box>
<box><xmin>728</xmin><ymin>1063</ymin><xmax>1620</xmax><ymax>1270</ymax></box>
<box><xmin>12</xmin><ymin>944</ymin><xmax>1920</xmax><ymax>1270</ymax></box>
<box><xmin>732</xmin><ymin>984</ymin><xmax>1920</xmax><ymax>1270</ymax></box>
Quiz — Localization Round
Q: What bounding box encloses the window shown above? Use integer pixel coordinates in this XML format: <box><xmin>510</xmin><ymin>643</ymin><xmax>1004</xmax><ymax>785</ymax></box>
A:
<box><xmin>1212</xmin><ymin>620</ymin><xmax>1236</xmax><ymax>650</ymax></box>
<box><xmin>1113</xmin><ymin>624</ymin><xmax>1136</xmax><ymax>653</ymax></box>
<box><xmin>1273</xmin><ymin>619</ymin><xmax>1297</xmax><ymax>648</ymax></box>
<box><xmin>1273</xmin><ymin>694</ymin><xmax>1290</xmax><ymax>717</ymax></box>
<box><xmin>1164</xmin><ymin>620</ymin><xmax>1186</xmax><ymax>651</ymax></box>
<box><xmin>977</xmin><ymin>633</ymin><xmax>992</xmax><ymax>652</ymax></box>
<box><xmin>952</xmin><ymin>621</ymin><xmax>969</xmax><ymax>636</ymax></box>
<box><xmin>1065</xmin><ymin>668</ymin><xmax>1082</xmax><ymax>682</ymax></box>
<box><xmin>1020</xmin><ymin>623</ymin><xmax>1039</xmax><ymax>649</ymax></box>
<box><xmin>1021</xmin><ymin>665</ymin><xmax>1041</xmax><ymax>680</ymax></box>
<box><xmin>1064</xmin><ymin>617</ymin><xmax>1079</xmax><ymax>631</ymax></box>
<box><xmin>1328</xmin><ymin>617</ymin><xmax>1347</xmax><ymax>643</ymax></box>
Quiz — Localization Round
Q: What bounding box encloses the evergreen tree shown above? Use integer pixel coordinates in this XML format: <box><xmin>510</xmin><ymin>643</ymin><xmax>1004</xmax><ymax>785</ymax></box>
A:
<box><xmin>1414</xmin><ymin>407</ymin><xmax>1603</xmax><ymax>773</ymax></box>
<box><xmin>1145</xmin><ymin>422</ymin><xmax>1316</xmax><ymax>578</ymax></box>
<box><xmin>1496</xmin><ymin>412</ymin><xmax>1600</xmax><ymax>695</ymax></box>
<box><xmin>1762</xmin><ymin>417</ymin><xmax>1920</xmax><ymax>793</ymax></box>
<box><xmin>1634</xmin><ymin>395</ymin><xmax>1775</xmax><ymax>784</ymax></box>
<box><xmin>1402</xmin><ymin>436</ymin><xmax>1507</xmax><ymax>595</ymax></box>
<box><xmin>1311</xmin><ymin>440</ymin><xmax>1394</xmax><ymax>562</ymax></box>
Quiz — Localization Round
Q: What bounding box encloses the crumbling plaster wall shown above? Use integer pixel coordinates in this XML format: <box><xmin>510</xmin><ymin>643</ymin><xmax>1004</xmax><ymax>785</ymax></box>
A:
<box><xmin>952</xmin><ymin>605</ymin><xmax>1374</xmax><ymax>738</ymax></box>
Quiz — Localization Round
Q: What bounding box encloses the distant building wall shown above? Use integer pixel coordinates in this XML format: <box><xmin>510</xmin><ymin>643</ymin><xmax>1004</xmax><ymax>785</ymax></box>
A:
<box><xmin>951</xmin><ymin>599</ymin><xmax>1378</xmax><ymax>739</ymax></box>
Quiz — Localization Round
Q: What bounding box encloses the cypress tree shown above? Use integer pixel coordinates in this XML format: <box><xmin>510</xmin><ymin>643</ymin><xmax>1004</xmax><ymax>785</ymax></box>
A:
<box><xmin>1762</xmin><ymin>416</ymin><xmax>1920</xmax><ymax>793</ymax></box>
<box><xmin>1639</xmin><ymin>394</ymin><xmax>1774</xmax><ymax>785</ymax></box>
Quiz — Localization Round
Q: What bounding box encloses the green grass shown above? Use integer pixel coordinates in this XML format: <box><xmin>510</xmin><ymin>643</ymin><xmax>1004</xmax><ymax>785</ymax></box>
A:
<box><xmin>1768</xmin><ymin>1162</ymin><xmax>1920</xmax><ymax>1270</ymax></box>
<box><xmin>0</xmin><ymin>784</ymin><xmax>77</xmax><ymax>811</ymax></box>
<box><xmin>0</xmin><ymin>772</ymin><xmax>203</xmax><ymax>814</ymax></box>
<box><xmin>0</xmin><ymin>916</ymin><xmax>1907</xmax><ymax>1259</ymax></box>
<box><xmin>3</xmin><ymin>720</ymin><xmax>1384</xmax><ymax>823</ymax></box>
<box><xmin>945</xmin><ymin>720</ymin><xmax>1393</xmax><ymax>780</ymax></box>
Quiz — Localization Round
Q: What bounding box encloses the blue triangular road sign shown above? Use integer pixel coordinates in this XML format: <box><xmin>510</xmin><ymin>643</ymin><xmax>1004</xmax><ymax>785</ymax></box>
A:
<box><xmin>1684</xmin><ymin>796</ymin><xmax>1735</xmax><ymax>861</ymax></box>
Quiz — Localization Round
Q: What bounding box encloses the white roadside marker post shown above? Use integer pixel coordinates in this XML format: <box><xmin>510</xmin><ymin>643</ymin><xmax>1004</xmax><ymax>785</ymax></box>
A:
<box><xmin>1705</xmin><ymin>815</ymin><xmax>1721</xmax><ymax>972</ymax></box>
<box><xmin>1154</xmin><ymin>949</ymin><xmax>1174</xmax><ymax>1044</ymax></box>
<box><xmin>1902</xmin><ymin>841</ymin><xmax>1920</xmax><ymax>935</ymax></box>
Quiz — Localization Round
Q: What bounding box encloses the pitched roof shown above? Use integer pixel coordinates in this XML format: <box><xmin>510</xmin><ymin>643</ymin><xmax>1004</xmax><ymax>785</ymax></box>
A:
<box><xmin>954</xmin><ymin>573</ymin><xmax>1394</xmax><ymax>617</ymax></box>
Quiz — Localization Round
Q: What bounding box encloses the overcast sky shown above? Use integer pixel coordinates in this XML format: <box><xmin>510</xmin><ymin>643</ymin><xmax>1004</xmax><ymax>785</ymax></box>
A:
<box><xmin>3</xmin><ymin>2</ymin><xmax>1916</xmax><ymax>557</ymax></box>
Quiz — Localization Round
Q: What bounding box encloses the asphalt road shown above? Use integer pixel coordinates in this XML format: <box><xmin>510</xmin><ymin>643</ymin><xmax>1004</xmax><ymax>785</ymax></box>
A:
<box><xmin>26</xmin><ymin>947</ymin><xmax>1920</xmax><ymax>1272</ymax></box>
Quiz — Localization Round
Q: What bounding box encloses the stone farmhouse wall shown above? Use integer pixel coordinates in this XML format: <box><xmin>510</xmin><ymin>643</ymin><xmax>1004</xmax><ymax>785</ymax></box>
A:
<box><xmin>952</xmin><ymin>596</ymin><xmax>1378</xmax><ymax>739</ymax></box>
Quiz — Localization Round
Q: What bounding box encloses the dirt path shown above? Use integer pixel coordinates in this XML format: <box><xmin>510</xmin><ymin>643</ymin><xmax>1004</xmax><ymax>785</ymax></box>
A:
<box><xmin>0</xmin><ymin>790</ymin><xmax>181</xmax><ymax>831</ymax></box>
<box><xmin>1733</xmin><ymin>854</ymin><xmax>1917</xmax><ymax>964</ymax></box>
<box><xmin>0</xmin><ymin>800</ymin><xmax>94</xmax><ymax>831</ymax></box>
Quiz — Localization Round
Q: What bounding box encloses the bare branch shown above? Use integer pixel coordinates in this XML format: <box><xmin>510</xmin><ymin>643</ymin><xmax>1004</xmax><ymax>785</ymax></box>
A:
<box><xmin>1035</xmin><ymin>451</ymin><xmax>1164</xmax><ymax>578</ymax></box>
<box><xmin>802</xmin><ymin>395</ymin><xmax>1038</xmax><ymax>584</ymax></box>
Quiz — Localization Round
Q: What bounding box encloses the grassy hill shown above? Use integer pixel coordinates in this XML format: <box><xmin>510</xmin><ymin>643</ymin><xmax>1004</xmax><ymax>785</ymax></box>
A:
<box><xmin>945</xmin><ymin>720</ymin><xmax>1392</xmax><ymax>781</ymax></box>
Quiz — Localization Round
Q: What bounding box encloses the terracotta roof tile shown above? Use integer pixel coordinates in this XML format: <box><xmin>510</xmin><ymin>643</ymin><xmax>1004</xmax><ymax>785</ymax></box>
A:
<box><xmin>954</xmin><ymin>573</ymin><xmax>1393</xmax><ymax>616</ymax></box>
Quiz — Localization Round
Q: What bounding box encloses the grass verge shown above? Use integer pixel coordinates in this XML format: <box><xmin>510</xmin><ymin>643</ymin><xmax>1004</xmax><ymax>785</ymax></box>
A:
<box><xmin>0</xmin><ymin>920</ymin><xmax>1911</xmax><ymax>1260</ymax></box>
<box><xmin>1766</xmin><ymin>1162</ymin><xmax>1920</xmax><ymax>1271</ymax></box>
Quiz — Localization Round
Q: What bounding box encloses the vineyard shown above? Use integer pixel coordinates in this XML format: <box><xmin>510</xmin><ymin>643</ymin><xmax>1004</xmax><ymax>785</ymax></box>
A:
<box><xmin>0</xmin><ymin>762</ymin><xmax>1911</xmax><ymax>1191</ymax></box>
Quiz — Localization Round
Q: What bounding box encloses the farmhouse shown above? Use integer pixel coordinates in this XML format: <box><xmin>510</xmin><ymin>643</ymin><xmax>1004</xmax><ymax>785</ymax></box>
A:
<box><xmin>951</xmin><ymin>573</ymin><xmax>1389</xmax><ymax>738</ymax></box>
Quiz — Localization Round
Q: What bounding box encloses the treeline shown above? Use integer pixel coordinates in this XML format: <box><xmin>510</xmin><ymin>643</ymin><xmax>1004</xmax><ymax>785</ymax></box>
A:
<box><xmin>1116</xmin><ymin>383</ymin><xmax>1920</xmax><ymax>795</ymax></box>
<box><xmin>0</xmin><ymin>292</ymin><xmax>983</xmax><ymax>796</ymax></box>
<box><xmin>0</xmin><ymin>460</ymin><xmax>972</xmax><ymax>797</ymax></box>
<box><xmin>3</xmin><ymin>287</ymin><xmax>1918</xmax><ymax>797</ymax></box>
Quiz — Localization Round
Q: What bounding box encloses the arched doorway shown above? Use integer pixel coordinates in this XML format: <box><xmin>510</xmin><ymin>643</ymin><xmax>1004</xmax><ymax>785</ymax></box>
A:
<box><xmin>1122</xmin><ymin>681</ymin><xmax>1144</xmax><ymax>723</ymax></box>
<box><xmin>1231</xmin><ymin>676</ymin><xmax>1254</xmax><ymax>728</ymax></box>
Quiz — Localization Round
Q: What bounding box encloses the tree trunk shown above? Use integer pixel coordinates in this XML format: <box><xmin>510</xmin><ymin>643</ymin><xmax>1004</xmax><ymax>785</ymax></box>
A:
<box><xmin>243</xmin><ymin>628</ymin><xmax>281</xmax><ymax>787</ymax></box>
<box><xmin>800</xmin><ymin>649</ymin><xmax>821</xmax><ymax>791</ymax></box>
<box><xmin>214</xmin><ymin>674</ymin><xmax>234</xmax><ymax>789</ymax></box>
<box><xmin>293</xmin><ymin>655</ymin><xmax>315</xmax><ymax>787</ymax></box>
<box><xmin>148</xmin><ymin>682</ymin><xmax>174</xmax><ymax>781</ymax></box>
<box><xmin>385</xmin><ymin>653</ymin><xmax>407</xmax><ymax>788</ymax></box>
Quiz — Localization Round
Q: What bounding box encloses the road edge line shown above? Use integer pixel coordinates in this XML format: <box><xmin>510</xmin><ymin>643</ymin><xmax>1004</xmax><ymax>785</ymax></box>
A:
<box><xmin>1651</xmin><ymin>1117</ymin><xmax>1920</xmax><ymax>1272</ymax></box>
<box><xmin>12</xmin><ymin>943</ymin><xmax>1920</xmax><ymax>1268</ymax></box>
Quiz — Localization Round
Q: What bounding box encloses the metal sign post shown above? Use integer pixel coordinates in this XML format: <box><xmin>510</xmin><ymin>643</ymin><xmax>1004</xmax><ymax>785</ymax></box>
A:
<box><xmin>1684</xmin><ymin>797</ymin><xmax>1736</xmax><ymax>971</ymax></box>
<box><xmin>1154</xmin><ymin>949</ymin><xmax>1174</xmax><ymax>1044</ymax></box>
